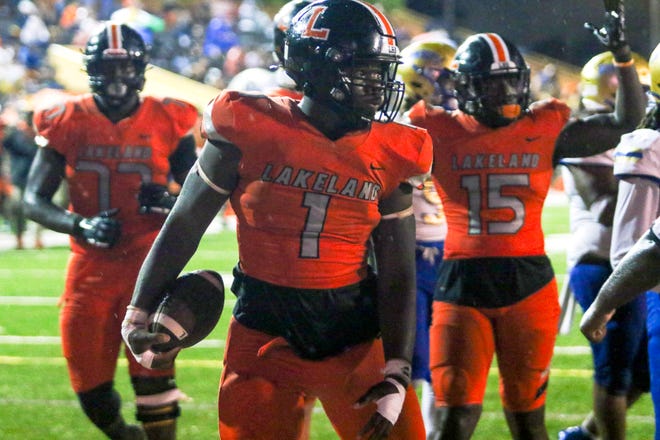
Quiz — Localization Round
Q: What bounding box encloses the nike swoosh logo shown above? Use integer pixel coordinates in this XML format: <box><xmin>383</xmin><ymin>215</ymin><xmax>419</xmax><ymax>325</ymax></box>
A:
<box><xmin>370</xmin><ymin>163</ymin><xmax>384</xmax><ymax>171</ymax></box>
<box><xmin>525</xmin><ymin>136</ymin><xmax>541</xmax><ymax>142</ymax></box>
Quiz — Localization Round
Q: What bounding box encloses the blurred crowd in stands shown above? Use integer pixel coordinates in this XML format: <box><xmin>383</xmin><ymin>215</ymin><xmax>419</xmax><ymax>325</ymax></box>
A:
<box><xmin>0</xmin><ymin>0</ymin><xmax>573</xmax><ymax>249</ymax></box>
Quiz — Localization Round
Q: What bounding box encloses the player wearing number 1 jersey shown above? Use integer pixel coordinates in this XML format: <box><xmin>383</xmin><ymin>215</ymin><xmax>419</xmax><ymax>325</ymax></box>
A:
<box><xmin>23</xmin><ymin>22</ymin><xmax>198</xmax><ymax>439</ymax></box>
<box><xmin>121</xmin><ymin>1</ymin><xmax>432</xmax><ymax>439</ymax></box>
<box><xmin>408</xmin><ymin>29</ymin><xmax>645</xmax><ymax>439</ymax></box>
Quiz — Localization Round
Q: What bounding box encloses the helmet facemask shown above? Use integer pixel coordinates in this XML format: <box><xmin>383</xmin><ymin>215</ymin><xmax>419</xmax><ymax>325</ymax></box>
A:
<box><xmin>87</xmin><ymin>58</ymin><xmax>146</xmax><ymax>108</ymax></box>
<box><xmin>456</xmin><ymin>68</ymin><xmax>530</xmax><ymax>127</ymax></box>
<box><xmin>348</xmin><ymin>58</ymin><xmax>404</xmax><ymax>123</ymax></box>
<box><xmin>302</xmin><ymin>52</ymin><xmax>404</xmax><ymax>125</ymax></box>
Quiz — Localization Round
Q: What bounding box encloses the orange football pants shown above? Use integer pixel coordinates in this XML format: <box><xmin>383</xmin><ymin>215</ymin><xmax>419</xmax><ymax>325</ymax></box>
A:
<box><xmin>430</xmin><ymin>279</ymin><xmax>560</xmax><ymax>412</ymax></box>
<box><xmin>218</xmin><ymin>318</ymin><xmax>425</xmax><ymax>439</ymax></box>
<box><xmin>60</xmin><ymin>246</ymin><xmax>174</xmax><ymax>393</ymax></box>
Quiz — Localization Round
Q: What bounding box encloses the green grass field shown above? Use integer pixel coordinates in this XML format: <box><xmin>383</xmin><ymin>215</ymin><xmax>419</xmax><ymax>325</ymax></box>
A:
<box><xmin>0</xmin><ymin>201</ymin><xmax>654</xmax><ymax>439</ymax></box>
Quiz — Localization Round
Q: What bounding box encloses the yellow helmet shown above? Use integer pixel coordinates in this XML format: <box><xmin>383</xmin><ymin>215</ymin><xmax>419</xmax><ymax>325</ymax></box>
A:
<box><xmin>398</xmin><ymin>39</ymin><xmax>456</xmax><ymax>107</ymax></box>
<box><xmin>580</xmin><ymin>51</ymin><xmax>650</xmax><ymax>109</ymax></box>
<box><xmin>632</xmin><ymin>52</ymin><xmax>651</xmax><ymax>87</ymax></box>
<box><xmin>650</xmin><ymin>42</ymin><xmax>660</xmax><ymax>103</ymax></box>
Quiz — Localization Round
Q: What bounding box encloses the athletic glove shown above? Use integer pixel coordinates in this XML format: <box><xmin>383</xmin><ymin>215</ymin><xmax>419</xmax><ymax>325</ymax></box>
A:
<box><xmin>584</xmin><ymin>7</ymin><xmax>631</xmax><ymax>63</ymax></box>
<box><xmin>121</xmin><ymin>305</ymin><xmax>180</xmax><ymax>370</ymax></box>
<box><xmin>138</xmin><ymin>183</ymin><xmax>177</xmax><ymax>215</ymax></box>
<box><xmin>74</xmin><ymin>208</ymin><xmax>121</xmax><ymax>248</ymax></box>
<box><xmin>354</xmin><ymin>359</ymin><xmax>411</xmax><ymax>440</ymax></box>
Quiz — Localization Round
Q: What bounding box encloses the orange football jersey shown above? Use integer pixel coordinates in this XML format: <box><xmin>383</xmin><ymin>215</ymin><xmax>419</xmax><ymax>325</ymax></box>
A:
<box><xmin>34</xmin><ymin>94</ymin><xmax>198</xmax><ymax>255</ymax></box>
<box><xmin>409</xmin><ymin>99</ymin><xmax>570</xmax><ymax>259</ymax></box>
<box><xmin>203</xmin><ymin>90</ymin><xmax>433</xmax><ymax>289</ymax></box>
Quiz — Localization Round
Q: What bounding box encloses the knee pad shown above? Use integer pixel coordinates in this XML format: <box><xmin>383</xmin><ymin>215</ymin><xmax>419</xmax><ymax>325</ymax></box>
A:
<box><xmin>132</xmin><ymin>376</ymin><xmax>181</xmax><ymax>424</ymax></box>
<box><xmin>136</xmin><ymin>401</ymin><xmax>180</xmax><ymax>425</ymax></box>
<box><xmin>77</xmin><ymin>381</ymin><xmax>121</xmax><ymax>429</ymax></box>
<box><xmin>432</xmin><ymin>366</ymin><xmax>474</xmax><ymax>406</ymax></box>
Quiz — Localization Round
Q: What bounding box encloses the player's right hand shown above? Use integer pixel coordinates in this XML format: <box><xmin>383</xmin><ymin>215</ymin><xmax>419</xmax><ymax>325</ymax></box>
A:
<box><xmin>121</xmin><ymin>305</ymin><xmax>180</xmax><ymax>369</ymax></box>
<box><xmin>354</xmin><ymin>359</ymin><xmax>411</xmax><ymax>440</ymax></box>
<box><xmin>74</xmin><ymin>208</ymin><xmax>121</xmax><ymax>248</ymax></box>
<box><xmin>579</xmin><ymin>304</ymin><xmax>615</xmax><ymax>343</ymax></box>
<box><xmin>584</xmin><ymin>8</ymin><xmax>631</xmax><ymax>62</ymax></box>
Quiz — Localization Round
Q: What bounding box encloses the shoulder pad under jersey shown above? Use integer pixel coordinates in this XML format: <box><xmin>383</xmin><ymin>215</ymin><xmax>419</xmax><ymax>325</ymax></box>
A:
<box><xmin>528</xmin><ymin>97</ymin><xmax>571</xmax><ymax>122</ymax></box>
<box><xmin>146</xmin><ymin>96</ymin><xmax>198</xmax><ymax>137</ymax></box>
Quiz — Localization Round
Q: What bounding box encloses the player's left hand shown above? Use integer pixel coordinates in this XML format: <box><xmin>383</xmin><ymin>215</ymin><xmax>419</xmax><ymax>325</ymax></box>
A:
<box><xmin>579</xmin><ymin>304</ymin><xmax>615</xmax><ymax>343</ymax></box>
<box><xmin>121</xmin><ymin>305</ymin><xmax>181</xmax><ymax>369</ymax></box>
<box><xmin>138</xmin><ymin>183</ymin><xmax>177</xmax><ymax>215</ymax></box>
<box><xmin>354</xmin><ymin>359</ymin><xmax>411</xmax><ymax>440</ymax></box>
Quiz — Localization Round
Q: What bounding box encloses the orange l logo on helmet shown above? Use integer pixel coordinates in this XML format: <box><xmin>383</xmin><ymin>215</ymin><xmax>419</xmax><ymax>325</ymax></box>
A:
<box><xmin>302</xmin><ymin>6</ymin><xmax>330</xmax><ymax>40</ymax></box>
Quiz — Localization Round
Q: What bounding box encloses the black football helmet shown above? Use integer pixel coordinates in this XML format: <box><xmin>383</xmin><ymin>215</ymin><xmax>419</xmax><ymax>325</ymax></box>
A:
<box><xmin>284</xmin><ymin>0</ymin><xmax>404</xmax><ymax>123</ymax></box>
<box><xmin>452</xmin><ymin>33</ymin><xmax>530</xmax><ymax>127</ymax></box>
<box><xmin>83</xmin><ymin>22</ymin><xmax>149</xmax><ymax>107</ymax></box>
<box><xmin>273</xmin><ymin>0</ymin><xmax>312</xmax><ymax>67</ymax></box>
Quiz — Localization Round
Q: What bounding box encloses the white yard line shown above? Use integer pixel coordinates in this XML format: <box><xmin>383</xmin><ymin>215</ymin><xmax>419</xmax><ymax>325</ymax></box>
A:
<box><xmin>0</xmin><ymin>396</ymin><xmax>650</xmax><ymax>424</ymax></box>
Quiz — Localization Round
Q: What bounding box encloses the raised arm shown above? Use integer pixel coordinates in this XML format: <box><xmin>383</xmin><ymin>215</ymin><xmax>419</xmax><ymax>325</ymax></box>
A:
<box><xmin>553</xmin><ymin>9</ymin><xmax>646</xmax><ymax>164</ymax></box>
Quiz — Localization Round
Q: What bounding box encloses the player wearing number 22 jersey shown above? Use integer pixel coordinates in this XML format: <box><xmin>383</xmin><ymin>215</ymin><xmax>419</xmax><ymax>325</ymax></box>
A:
<box><xmin>33</xmin><ymin>95</ymin><xmax>197</xmax><ymax>255</ymax></box>
<box><xmin>29</xmin><ymin>92</ymin><xmax>198</xmax><ymax>436</ymax></box>
<box><xmin>25</xmin><ymin>23</ymin><xmax>199</xmax><ymax>438</ymax></box>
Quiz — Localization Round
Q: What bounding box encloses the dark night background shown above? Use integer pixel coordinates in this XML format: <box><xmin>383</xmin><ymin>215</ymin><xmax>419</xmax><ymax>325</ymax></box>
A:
<box><xmin>405</xmin><ymin>0</ymin><xmax>659</xmax><ymax>67</ymax></box>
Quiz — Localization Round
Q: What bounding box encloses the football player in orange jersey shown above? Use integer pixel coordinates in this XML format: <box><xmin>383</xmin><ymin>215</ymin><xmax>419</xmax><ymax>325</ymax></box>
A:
<box><xmin>408</xmin><ymin>9</ymin><xmax>647</xmax><ymax>440</ymax></box>
<box><xmin>23</xmin><ymin>22</ymin><xmax>198</xmax><ymax>440</ymax></box>
<box><xmin>397</xmin><ymin>36</ymin><xmax>457</xmax><ymax>439</ymax></box>
<box><xmin>121</xmin><ymin>1</ymin><xmax>432</xmax><ymax>439</ymax></box>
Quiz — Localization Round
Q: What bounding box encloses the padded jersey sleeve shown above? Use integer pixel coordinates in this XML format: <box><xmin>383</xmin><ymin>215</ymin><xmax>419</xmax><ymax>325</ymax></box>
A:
<box><xmin>611</xmin><ymin>130</ymin><xmax>660</xmax><ymax>268</ymax></box>
<box><xmin>410</xmin><ymin>129</ymin><xmax>433</xmax><ymax>188</ymax></box>
<box><xmin>378</xmin><ymin>121</ymin><xmax>433</xmax><ymax>190</ymax></box>
<box><xmin>201</xmin><ymin>90</ymin><xmax>244</xmax><ymax>145</ymax></box>
<box><xmin>613</xmin><ymin>129</ymin><xmax>660</xmax><ymax>183</ymax></box>
<box><xmin>155</xmin><ymin>97</ymin><xmax>199</xmax><ymax>139</ymax></box>
<box><xmin>33</xmin><ymin>99</ymin><xmax>74</xmax><ymax>154</ymax></box>
<box><xmin>530</xmin><ymin>97</ymin><xmax>571</xmax><ymax>131</ymax></box>
<box><xmin>611</xmin><ymin>178</ymin><xmax>660</xmax><ymax>268</ymax></box>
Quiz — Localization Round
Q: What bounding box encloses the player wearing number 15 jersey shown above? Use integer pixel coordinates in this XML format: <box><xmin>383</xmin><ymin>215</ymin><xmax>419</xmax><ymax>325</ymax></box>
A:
<box><xmin>23</xmin><ymin>22</ymin><xmax>198</xmax><ymax>439</ymax></box>
<box><xmin>408</xmin><ymin>31</ymin><xmax>646</xmax><ymax>439</ymax></box>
